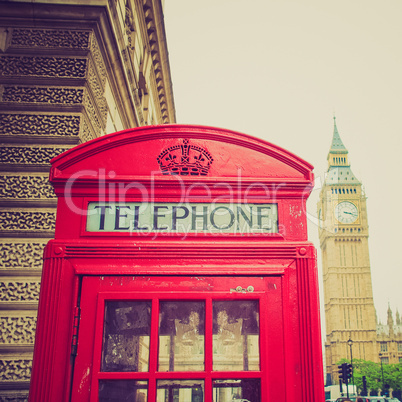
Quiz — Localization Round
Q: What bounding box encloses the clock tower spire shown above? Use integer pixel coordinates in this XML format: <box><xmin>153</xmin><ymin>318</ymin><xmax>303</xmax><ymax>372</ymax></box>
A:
<box><xmin>328</xmin><ymin>116</ymin><xmax>349</xmax><ymax>167</ymax></box>
<box><xmin>318</xmin><ymin>119</ymin><xmax>377</xmax><ymax>384</ymax></box>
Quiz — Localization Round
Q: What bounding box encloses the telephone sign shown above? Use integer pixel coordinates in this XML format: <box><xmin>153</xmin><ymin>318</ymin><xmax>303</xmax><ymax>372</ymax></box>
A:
<box><xmin>86</xmin><ymin>202</ymin><xmax>278</xmax><ymax>233</ymax></box>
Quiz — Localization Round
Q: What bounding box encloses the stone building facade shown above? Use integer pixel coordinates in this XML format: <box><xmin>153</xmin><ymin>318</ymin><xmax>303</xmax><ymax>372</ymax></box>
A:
<box><xmin>0</xmin><ymin>1</ymin><xmax>175</xmax><ymax>399</ymax></box>
<box><xmin>318</xmin><ymin>119</ymin><xmax>402</xmax><ymax>384</ymax></box>
<box><xmin>377</xmin><ymin>307</ymin><xmax>402</xmax><ymax>365</ymax></box>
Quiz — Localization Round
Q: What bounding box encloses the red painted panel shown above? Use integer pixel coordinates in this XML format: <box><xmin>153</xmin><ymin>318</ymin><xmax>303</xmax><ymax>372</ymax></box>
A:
<box><xmin>30</xmin><ymin>125</ymin><xmax>324</xmax><ymax>402</ymax></box>
<box><xmin>50</xmin><ymin>125</ymin><xmax>313</xmax><ymax>181</ymax></box>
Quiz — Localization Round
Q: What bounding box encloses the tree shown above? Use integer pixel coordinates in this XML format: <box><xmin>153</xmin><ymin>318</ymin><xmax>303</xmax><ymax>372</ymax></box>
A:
<box><xmin>336</xmin><ymin>359</ymin><xmax>402</xmax><ymax>395</ymax></box>
<box><xmin>383</xmin><ymin>363</ymin><xmax>402</xmax><ymax>392</ymax></box>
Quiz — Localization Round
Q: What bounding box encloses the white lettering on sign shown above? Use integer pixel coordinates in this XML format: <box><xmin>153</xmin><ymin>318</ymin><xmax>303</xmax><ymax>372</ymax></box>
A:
<box><xmin>86</xmin><ymin>203</ymin><xmax>278</xmax><ymax>234</ymax></box>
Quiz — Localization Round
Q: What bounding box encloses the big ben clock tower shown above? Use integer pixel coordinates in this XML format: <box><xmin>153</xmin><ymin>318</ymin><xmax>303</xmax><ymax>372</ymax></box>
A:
<box><xmin>318</xmin><ymin>118</ymin><xmax>377</xmax><ymax>383</ymax></box>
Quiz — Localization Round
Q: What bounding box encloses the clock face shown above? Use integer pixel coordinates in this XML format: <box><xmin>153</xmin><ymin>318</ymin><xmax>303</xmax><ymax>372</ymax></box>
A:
<box><xmin>335</xmin><ymin>201</ymin><xmax>358</xmax><ymax>224</ymax></box>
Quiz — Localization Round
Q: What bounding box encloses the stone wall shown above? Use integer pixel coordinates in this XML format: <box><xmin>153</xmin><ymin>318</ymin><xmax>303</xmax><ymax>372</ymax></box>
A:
<box><xmin>0</xmin><ymin>1</ymin><xmax>175</xmax><ymax>398</ymax></box>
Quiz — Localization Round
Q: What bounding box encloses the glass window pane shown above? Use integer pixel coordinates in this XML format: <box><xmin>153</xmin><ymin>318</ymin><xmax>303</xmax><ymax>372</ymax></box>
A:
<box><xmin>101</xmin><ymin>301</ymin><xmax>151</xmax><ymax>372</ymax></box>
<box><xmin>157</xmin><ymin>380</ymin><xmax>204</xmax><ymax>402</ymax></box>
<box><xmin>159</xmin><ymin>301</ymin><xmax>205</xmax><ymax>372</ymax></box>
<box><xmin>213</xmin><ymin>301</ymin><xmax>260</xmax><ymax>371</ymax></box>
<box><xmin>213</xmin><ymin>379</ymin><xmax>260</xmax><ymax>402</ymax></box>
<box><xmin>99</xmin><ymin>380</ymin><xmax>148</xmax><ymax>402</ymax></box>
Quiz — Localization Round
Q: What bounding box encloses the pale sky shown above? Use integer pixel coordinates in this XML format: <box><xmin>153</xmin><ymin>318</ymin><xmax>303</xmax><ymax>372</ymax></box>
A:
<box><xmin>164</xmin><ymin>0</ymin><xmax>402</xmax><ymax>324</ymax></box>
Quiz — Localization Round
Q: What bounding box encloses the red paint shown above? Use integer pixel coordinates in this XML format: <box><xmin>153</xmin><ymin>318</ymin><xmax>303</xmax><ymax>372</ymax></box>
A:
<box><xmin>30</xmin><ymin>125</ymin><xmax>324</xmax><ymax>401</ymax></box>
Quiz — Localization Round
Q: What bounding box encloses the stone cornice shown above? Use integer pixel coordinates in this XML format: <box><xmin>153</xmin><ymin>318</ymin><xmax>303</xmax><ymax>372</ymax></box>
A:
<box><xmin>149</xmin><ymin>0</ymin><xmax>176</xmax><ymax>123</ymax></box>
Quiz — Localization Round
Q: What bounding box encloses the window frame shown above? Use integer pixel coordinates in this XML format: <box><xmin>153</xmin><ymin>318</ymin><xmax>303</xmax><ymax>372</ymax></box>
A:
<box><xmin>80</xmin><ymin>278</ymin><xmax>271</xmax><ymax>402</ymax></box>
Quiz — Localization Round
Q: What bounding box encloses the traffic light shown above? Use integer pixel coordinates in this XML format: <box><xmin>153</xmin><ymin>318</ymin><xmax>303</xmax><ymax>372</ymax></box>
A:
<box><xmin>346</xmin><ymin>363</ymin><xmax>353</xmax><ymax>379</ymax></box>
<box><xmin>338</xmin><ymin>364</ymin><xmax>345</xmax><ymax>383</ymax></box>
<box><xmin>362</xmin><ymin>375</ymin><xmax>367</xmax><ymax>395</ymax></box>
<box><xmin>342</xmin><ymin>363</ymin><xmax>349</xmax><ymax>383</ymax></box>
<box><xmin>338</xmin><ymin>363</ymin><xmax>350</xmax><ymax>398</ymax></box>
<box><xmin>338</xmin><ymin>363</ymin><xmax>349</xmax><ymax>384</ymax></box>
<box><xmin>338</xmin><ymin>364</ymin><xmax>344</xmax><ymax>393</ymax></box>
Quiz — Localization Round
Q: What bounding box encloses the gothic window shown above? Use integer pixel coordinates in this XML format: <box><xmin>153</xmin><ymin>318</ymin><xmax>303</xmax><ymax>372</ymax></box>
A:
<box><xmin>380</xmin><ymin>342</ymin><xmax>388</xmax><ymax>352</ymax></box>
<box><xmin>380</xmin><ymin>356</ymin><xmax>389</xmax><ymax>365</ymax></box>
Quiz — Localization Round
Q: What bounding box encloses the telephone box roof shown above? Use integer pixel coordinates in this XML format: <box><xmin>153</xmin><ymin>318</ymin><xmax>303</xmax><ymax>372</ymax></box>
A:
<box><xmin>50</xmin><ymin>124</ymin><xmax>314</xmax><ymax>184</ymax></box>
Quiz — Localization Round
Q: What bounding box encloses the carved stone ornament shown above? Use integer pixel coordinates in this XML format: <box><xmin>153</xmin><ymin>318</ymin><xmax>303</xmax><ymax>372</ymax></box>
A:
<box><xmin>79</xmin><ymin>117</ymin><xmax>95</xmax><ymax>144</ymax></box>
<box><xmin>0</xmin><ymin>175</ymin><xmax>55</xmax><ymax>199</ymax></box>
<box><xmin>0</xmin><ymin>281</ymin><xmax>40</xmax><ymax>302</ymax></box>
<box><xmin>1</xmin><ymin>86</ymin><xmax>84</xmax><ymax>104</ymax></box>
<box><xmin>0</xmin><ymin>56</ymin><xmax>87</xmax><ymax>78</ymax></box>
<box><xmin>0</xmin><ymin>316</ymin><xmax>37</xmax><ymax>344</ymax></box>
<box><xmin>0</xmin><ymin>114</ymin><xmax>81</xmax><ymax>137</ymax></box>
<box><xmin>89</xmin><ymin>32</ymin><xmax>106</xmax><ymax>88</ymax></box>
<box><xmin>0</xmin><ymin>359</ymin><xmax>32</xmax><ymax>381</ymax></box>
<box><xmin>0</xmin><ymin>211</ymin><xmax>56</xmax><ymax>231</ymax></box>
<box><xmin>10</xmin><ymin>28</ymin><xmax>91</xmax><ymax>49</ymax></box>
<box><xmin>0</xmin><ymin>146</ymin><xmax>68</xmax><ymax>165</ymax></box>
<box><xmin>0</xmin><ymin>392</ymin><xmax>29</xmax><ymax>402</ymax></box>
<box><xmin>83</xmin><ymin>92</ymin><xmax>103</xmax><ymax>131</ymax></box>
<box><xmin>87</xmin><ymin>61</ymin><xmax>107</xmax><ymax>113</ymax></box>
<box><xmin>0</xmin><ymin>242</ymin><xmax>46</xmax><ymax>269</ymax></box>
<box><xmin>124</xmin><ymin>6</ymin><xmax>136</xmax><ymax>51</ymax></box>
<box><xmin>157</xmin><ymin>139</ymin><xmax>213</xmax><ymax>176</ymax></box>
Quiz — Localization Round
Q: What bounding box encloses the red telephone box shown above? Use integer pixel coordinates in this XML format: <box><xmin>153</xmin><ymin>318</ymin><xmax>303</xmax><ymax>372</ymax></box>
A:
<box><xmin>29</xmin><ymin>125</ymin><xmax>324</xmax><ymax>401</ymax></box>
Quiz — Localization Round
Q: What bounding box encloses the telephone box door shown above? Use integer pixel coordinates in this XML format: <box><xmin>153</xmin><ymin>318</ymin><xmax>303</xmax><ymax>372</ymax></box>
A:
<box><xmin>71</xmin><ymin>275</ymin><xmax>284</xmax><ymax>402</ymax></box>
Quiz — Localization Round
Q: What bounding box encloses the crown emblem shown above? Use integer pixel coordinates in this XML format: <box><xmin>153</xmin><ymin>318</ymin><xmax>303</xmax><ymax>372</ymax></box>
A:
<box><xmin>157</xmin><ymin>139</ymin><xmax>213</xmax><ymax>176</ymax></box>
